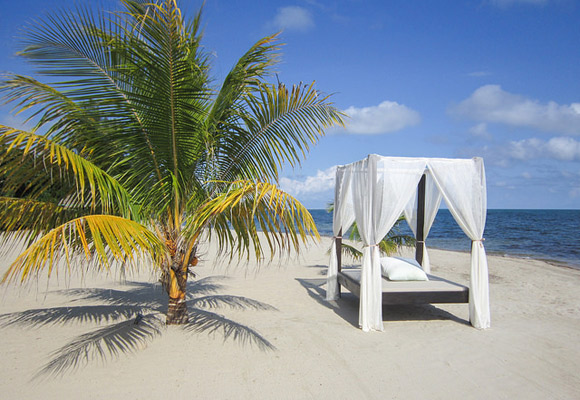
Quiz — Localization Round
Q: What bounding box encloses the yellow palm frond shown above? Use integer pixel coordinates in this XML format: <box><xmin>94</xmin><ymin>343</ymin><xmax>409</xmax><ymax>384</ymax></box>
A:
<box><xmin>0</xmin><ymin>126</ymin><xmax>137</xmax><ymax>218</ymax></box>
<box><xmin>2</xmin><ymin>215</ymin><xmax>166</xmax><ymax>284</ymax></box>
<box><xmin>186</xmin><ymin>180</ymin><xmax>318</xmax><ymax>261</ymax></box>
<box><xmin>0</xmin><ymin>197</ymin><xmax>81</xmax><ymax>245</ymax></box>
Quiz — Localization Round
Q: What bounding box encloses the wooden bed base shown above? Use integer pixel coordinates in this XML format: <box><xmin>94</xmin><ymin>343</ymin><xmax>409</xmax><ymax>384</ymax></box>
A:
<box><xmin>337</xmin><ymin>269</ymin><xmax>469</xmax><ymax>305</ymax></box>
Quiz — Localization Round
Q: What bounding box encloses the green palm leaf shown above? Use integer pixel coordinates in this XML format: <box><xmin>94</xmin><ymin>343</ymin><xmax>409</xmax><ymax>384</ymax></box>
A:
<box><xmin>217</xmin><ymin>82</ymin><xmax>345</xmax><ymax>182</ymax></box>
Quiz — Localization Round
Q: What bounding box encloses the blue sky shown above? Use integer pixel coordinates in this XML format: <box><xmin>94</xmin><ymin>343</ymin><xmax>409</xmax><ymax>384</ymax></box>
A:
<box><xmin>1</xmin><ymin>0</ymin><xmax>579</xmax><ymax>209</ymax></box>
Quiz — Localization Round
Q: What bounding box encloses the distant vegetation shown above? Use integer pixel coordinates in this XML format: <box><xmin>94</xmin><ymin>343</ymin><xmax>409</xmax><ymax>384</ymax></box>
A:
<box><xmin>326</xmin><ymin>203</ymin><xmax>415</xmax><ymax>260</ymax></box>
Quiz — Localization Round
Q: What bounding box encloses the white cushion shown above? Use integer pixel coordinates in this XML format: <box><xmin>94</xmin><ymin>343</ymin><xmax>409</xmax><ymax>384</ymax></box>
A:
<box><xmin>380</xmin><ymin>257</ymin><xmax>429</xmax><ymax>281</ymax></box>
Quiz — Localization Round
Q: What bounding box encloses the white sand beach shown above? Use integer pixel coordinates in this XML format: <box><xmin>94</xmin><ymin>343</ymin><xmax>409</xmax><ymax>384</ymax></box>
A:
<box><xmin>1</xmin><ymin>237</ymin><xmax>579</xmax><ymax>399</ymax></box>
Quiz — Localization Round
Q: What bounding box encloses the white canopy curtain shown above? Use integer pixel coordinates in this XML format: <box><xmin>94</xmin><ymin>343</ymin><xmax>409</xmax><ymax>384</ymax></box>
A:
<box><xmin>326</xmin><ymin>155</ymin><xmax>490</xmax><ymax>331</ymax></box>
<box><xmin>428</xmin><ymin>158</ymin><xmax>490</xmax><ymax>329</ymax></box>
<box><xmin>326</xmin><ymin>166</ymin><xmax>355</xmax><ymax>301</ymax></box>
<box><xmin>403</xmin><ymin>171</ymin><xmax>443</xmax><ymax>274</ymax></box>
<box><xmin>356</xmin><ymin>156</ymin><xmax>427</xmax><ymax>331</ymax></box>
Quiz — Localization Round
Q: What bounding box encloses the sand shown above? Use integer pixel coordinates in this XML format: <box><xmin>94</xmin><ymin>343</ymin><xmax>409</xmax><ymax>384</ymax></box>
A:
<box><xmin>1</xmin><ymin>237</ymin><xmax>579</xmax><ymax>400</ymax></box>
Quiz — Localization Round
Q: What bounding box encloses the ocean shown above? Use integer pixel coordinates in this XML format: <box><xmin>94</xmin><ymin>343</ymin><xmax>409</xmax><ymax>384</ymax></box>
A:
<box><xmin>308</xmin><ymin>209</ymin><xmax>580</xmax><ymax>269</ymax></box>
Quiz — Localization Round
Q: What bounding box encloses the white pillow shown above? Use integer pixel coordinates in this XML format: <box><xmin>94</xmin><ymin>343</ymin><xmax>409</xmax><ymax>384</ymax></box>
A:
<box><xmin>380</xmin><ymin>257</ymin><xmax>429</xmax><ymax>281</ymax></box>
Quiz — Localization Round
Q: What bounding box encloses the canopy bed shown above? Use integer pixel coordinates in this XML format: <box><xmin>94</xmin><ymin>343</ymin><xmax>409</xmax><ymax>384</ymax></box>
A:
<box><xmin>326</xmin><ymin>155</ymin><xmax>490</xmax><ymax>332</ymax></box>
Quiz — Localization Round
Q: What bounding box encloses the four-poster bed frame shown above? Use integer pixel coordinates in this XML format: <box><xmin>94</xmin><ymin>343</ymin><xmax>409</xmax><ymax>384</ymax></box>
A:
<box><xmin>333</xmin><ymin>173</ymin><xmax>469</xmax><ymax>306</ymax></box>
<box><xmin>326</xmin><ymin>155</ymin><xmax>490</xmax><ymax>331</ymax></box>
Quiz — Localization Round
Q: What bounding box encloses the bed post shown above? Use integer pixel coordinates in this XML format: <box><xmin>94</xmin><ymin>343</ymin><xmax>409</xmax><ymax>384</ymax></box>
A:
<box><xmin>336</xmin><ymin>228</ymin><xmax>342</xmax><ymax>298</ymax></box>
<box><xmin>415</xmin><ymin>174</ymin><xmax>426</xmax><ymax>266</ymax></box>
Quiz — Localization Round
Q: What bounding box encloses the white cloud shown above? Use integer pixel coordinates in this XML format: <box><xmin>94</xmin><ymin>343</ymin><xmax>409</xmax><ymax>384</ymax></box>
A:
<box><xmin>341</xmin><ymin>101</ymin><xmax>421</xmax><ymax>134</ymax></box>
<box><xmin>467</xmin><ymin>71</ymin><xmax>492</xmax><ymax>77</ymax></box>
<box><xmin>494</xmin><ymin>180</ymin><xmax>516</xmax><ymax>189</ymax></box>
<box><xmin>506</xmin><ymin>138</ymin><xmax>543</xmax><ymax>160</ymax></box>
<box><xmin>507</xmin><ymin>137</ymin><xmax>580</xmax><ymax>161</ymax></box>
<box><xmin>272</xmin><ymin>6</ymin><xmax>314</xmax><ymax>33</ymax></box>
<box><xmin>451</xmin><ymin>85</ymin><xmax>580</xmax><ymax>135</ymax></box>
<box><xmin>458</xmin><ymin>136</ymin><xmax>580</xmax><ymax>167</ymax></box>
<box><xmin>545</xmin><ymin>137</ymin><xmax>580</xmax><ymax>161</ymax></box>
<box><xmin>469</xmin><ymin>122</ymin><xmax>493</xmax><ymax>140</ymax></box>
<box><xmin>280</xmin><ymin>166</ymin><xmax>336</xmax><ymax>196</ymax></box>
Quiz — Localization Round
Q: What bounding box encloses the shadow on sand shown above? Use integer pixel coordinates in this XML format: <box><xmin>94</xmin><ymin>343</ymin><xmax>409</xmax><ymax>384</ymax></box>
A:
<box><xmin>297</xmin><ymin>265</ymin><xmax>470</xmax><ymax>328</ymax></box>
<box><xmin>0</xmin><ymin>277</ymin><xmax>277</xmax><ymax>379</ymax></box>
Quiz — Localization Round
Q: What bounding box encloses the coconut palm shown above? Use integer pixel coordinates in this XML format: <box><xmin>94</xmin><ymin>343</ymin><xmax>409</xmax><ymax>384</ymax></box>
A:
<box><xmin>0</xmin><ymin>0</ymin><xmax>345</xmax><ymax>324</ymax></box>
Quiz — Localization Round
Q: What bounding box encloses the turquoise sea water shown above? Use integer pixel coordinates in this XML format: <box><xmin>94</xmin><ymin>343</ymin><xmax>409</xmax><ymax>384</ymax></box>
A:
<box><xmin>308</xmin><ymin>209</ymin><xmax>580</xmax><ymax>269</ymax></box>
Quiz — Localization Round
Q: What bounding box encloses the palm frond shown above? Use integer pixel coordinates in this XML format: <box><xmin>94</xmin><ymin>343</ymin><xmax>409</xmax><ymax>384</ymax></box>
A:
<box><xmin>329</xmin><ymin>214</ymin><xmax>416</xmax><ymax>259</ymax></box>
<box><xmin>0</xmin><ymin>126</ymin><xmax>138</xmax><ymax>218</ymax></box>
<box><xmin>0</xmin><ymin>74</ymin><xmax>154</xmax><ymax>176</ymax></box>
<box><xmin>18</xmin><ymin>4</ymin><xmax>123</xmax><ymax>90</ymax></box>
<box><xmin>0</xmin><ymin>74</ymin><xmax>98</xmax><ymax>136</ymax></box>
<box><xmin>341</xmin><ymin>243</ymin><xmax>363</xmax><ymax>260</ymax></box>
<box><xmin>185</xmin><ymin>180</ymin><xmax>318</xmax><ymax>261</ymax></box>
<box><xmin>2</xmin><ymin>215</ymin><xmax>166</xmax><ymax>284</ymax></box>
<box><xmin>6</xmin><ymin>3</ymin><xmax>170</xmax><ymax>189</ymax></box>
<box><xmin>0</xmin><ymin>197</ymin><xmax>82</xmax><ymax>245</ymax></box>
<box><xmin>205</xmin><ymin>34</ymin><xmax>280</xmax><ymax>140</ymax></box>
<box><xmin>116</xmin><ymin>0</ymin><xmax>210</xmax><ymax>183</ymax></box>
<box><xmin>217</xmin><ymin>82</ymin><xmax>345</xmax><ymax>182</ymax></box>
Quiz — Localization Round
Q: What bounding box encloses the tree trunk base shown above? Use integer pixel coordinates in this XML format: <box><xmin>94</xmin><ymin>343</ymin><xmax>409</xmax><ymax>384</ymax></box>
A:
<box><xmin>166</xmin><ymin>297</ymin><xmax>189</xmax><ymax>325</ymax></box>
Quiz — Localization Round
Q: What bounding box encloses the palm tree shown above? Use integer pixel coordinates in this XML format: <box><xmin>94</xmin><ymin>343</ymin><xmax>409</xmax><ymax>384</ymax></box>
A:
<box><xmin>0</xmin><ymin>0</ymin><xmax>344</xmax><ymax>324</ymax></box>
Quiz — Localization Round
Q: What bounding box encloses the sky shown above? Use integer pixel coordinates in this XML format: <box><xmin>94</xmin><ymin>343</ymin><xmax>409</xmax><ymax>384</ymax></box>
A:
<box><xmin>1</xmin><ymin>0</ymin><xmax>579</xmax><ymax>209</ymax></box>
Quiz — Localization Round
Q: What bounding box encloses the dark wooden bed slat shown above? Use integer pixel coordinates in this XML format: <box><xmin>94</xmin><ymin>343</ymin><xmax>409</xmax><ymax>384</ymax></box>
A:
<box><xmin>337</xmin><ymin>270</ymin><xmax>469</xmax><ymax>305</ymax></box>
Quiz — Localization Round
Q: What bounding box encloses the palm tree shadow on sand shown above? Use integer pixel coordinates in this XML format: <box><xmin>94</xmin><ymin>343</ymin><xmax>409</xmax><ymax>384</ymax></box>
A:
<box><xmin>0</xmin><ymin>277</ymin><xmax>277</xmax><ymax>379</ymax></box>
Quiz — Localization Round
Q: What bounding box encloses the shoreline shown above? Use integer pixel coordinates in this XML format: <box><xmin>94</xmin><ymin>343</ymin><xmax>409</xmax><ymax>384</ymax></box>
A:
<box><xmin>433</xmin><ymin>246</ymin><xmax>580</xmax><ymax>271</ymax></box>
<box><xmin>318</xmin><ymin>234</ymin><xmax>580</xmax><ymax>271</ymax></box>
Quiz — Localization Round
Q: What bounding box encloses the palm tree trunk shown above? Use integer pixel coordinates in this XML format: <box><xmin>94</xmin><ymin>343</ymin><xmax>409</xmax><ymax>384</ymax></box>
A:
<box><xmin>166</xmin><ymin>265</ymin><xmax>189</xmax><ymax>324</ymax></box>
